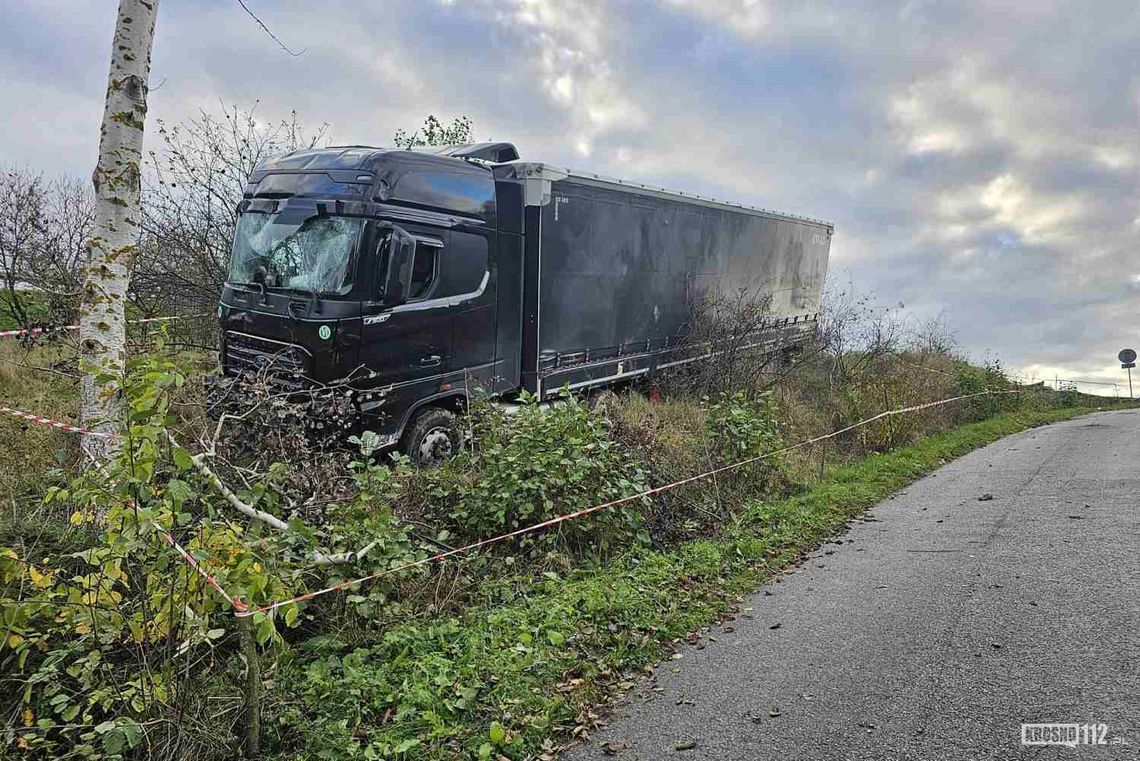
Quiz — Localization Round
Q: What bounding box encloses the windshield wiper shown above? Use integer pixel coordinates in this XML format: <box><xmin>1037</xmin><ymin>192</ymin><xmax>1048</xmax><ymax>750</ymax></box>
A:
<box><xmin>278</xmin><ymin>285</ymin><xmax>323</xmax><ymax>317</ymax></box>
<box><xmin>232</xmin><ymin>280</ymin><xmax>268</xmax><ymax>305</ymax></box>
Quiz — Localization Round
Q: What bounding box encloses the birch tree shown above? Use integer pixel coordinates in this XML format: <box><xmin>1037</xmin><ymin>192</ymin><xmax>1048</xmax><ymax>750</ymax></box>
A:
<box><xmin>79</xmin><ymin>0</ymin><xmax>159</xmax><ymax>458</ymax></box>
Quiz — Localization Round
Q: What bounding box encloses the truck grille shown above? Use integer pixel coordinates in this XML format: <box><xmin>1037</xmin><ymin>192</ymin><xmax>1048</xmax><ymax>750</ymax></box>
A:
<box><xmin>223</xmin><ymin>332</ymin><xmax>310</xmax><ymax>388</ymax></box>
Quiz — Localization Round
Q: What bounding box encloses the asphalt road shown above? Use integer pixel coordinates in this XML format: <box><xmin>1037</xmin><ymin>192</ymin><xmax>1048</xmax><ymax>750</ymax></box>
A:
<box><xmin>564</xmin><ymin>409</ymin><xmax>1140</xmax><ymax>760</ymax></box>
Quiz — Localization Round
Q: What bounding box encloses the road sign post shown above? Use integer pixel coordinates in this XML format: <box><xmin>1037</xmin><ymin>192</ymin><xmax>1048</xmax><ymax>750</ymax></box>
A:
<box><xmin>1119</xmin><ymin>349</ymin><xmax>1136</xmax><ymax>399</ymax></box>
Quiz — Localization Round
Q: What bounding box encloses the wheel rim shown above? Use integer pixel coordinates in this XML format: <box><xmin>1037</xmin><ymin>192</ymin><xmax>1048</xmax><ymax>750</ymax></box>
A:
<box><xmin>418</xmin><ymin>426</ymin><xmax>454</xmax><ymax>464</ymax></box>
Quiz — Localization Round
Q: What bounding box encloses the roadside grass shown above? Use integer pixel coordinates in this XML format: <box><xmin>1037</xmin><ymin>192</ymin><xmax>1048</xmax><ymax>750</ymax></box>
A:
<box><xmin>0</xmin><ymin>342</ymin><xmax>77</xmax><ymax>504</ymax></box>
<box><xmin>272</xmin><ymin>405</ymin><xmax>1093</xmax><ymax>760</ymax></box>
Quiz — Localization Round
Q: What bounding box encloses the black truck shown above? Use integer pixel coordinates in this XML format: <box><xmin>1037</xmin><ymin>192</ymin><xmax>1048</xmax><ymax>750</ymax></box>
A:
<box><xmin>218</xmin><ymin>142</ymin><xmax>831</xmax><ymax>464</ymax></box>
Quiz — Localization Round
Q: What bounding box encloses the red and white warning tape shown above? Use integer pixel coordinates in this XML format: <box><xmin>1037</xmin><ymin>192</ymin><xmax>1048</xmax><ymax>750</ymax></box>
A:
<box><xmin>224</xmin><ymin>389</ymin><xmax>1024</xmax><ymax>618</ymax></box>
<box><xmin>0</xmin><ymin>404</ymin><xmax>117</xmax><ymax>437</ymax></box>
<box><xmin>158</xmin><ymin>527</ymin><xmax>249</xmax><ymax>613</ymax></box>
<box><xmin>0</xmin><ymin>313</ymin><xmax>208</xmax><ymax>339</ymax></box>
<box><xmin>2</xmin><ymin>385</ymin><xmax>1023</xmax><ymax>616</ymax></box>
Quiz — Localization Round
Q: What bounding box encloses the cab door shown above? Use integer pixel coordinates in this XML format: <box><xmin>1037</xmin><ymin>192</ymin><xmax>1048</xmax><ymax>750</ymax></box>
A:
<box><xmin>447</xmin><ymin>227</ymin><xmax>496</xmax><ymax>382</ymax></box>
<box><xmin>358</xmin><ymin>228</ymin><xmax>452</xmax><ymax>387</ymax></box>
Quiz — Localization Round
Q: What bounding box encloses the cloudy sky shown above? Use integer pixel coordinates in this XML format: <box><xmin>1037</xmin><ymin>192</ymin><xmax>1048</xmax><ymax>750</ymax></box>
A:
<box><xmin>2</xmin><ymin>0</ymin><xmax>1138</xmax><ymax>392</ymax></box>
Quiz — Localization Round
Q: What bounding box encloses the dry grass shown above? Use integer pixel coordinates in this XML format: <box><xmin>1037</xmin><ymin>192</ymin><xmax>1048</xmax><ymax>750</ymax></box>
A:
<box><xmin>0</xmin><ymin>341</ymin><xmax>78</xmax><ymax>502</ymax></box>
<box><xmin>607</xmin><ymin>392</ymin><xmax>729</xmax><ymax>542</ymax></box>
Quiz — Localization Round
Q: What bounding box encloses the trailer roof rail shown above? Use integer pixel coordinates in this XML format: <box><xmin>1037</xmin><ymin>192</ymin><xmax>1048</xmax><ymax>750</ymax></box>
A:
<box><xmin>493</xmin><ymin>160</ymin><xmax>833</xmax><ymax>229</ymax></box>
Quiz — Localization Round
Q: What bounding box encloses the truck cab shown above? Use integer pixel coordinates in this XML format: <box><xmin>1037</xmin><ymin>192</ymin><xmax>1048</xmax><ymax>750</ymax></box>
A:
<box><xmin>218</xmin><ymin>143</ymin><xmax>525</xmax><ymax>464</ymax></box>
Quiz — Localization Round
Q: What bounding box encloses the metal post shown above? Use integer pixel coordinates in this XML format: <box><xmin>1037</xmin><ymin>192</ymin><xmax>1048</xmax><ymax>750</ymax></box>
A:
<box><xmin>1129</xmin><ymin>366</ymin><xmax>1133</xmax><ymax>399</ymax></box>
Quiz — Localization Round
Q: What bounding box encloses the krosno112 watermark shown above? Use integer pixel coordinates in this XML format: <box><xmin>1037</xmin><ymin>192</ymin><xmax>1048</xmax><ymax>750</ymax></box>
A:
<box><xmin>1021</xmin><ymin>723</ymin><xmax>1127</xmax><ymax>747</ymax></box>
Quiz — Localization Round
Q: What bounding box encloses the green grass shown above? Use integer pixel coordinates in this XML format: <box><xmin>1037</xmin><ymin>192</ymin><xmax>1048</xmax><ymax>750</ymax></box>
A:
<box><xmin>272</xmin><ymin>405</ymin><xmax>1093</xmax><ymax>760</ymax></box>
<box><xmin>0</xmin><ymin>290</ymin><xmax>65</xmax><ymax>335</ymax></box>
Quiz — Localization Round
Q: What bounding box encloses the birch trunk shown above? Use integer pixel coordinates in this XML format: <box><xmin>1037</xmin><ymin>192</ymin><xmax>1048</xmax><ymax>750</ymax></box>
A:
<box><xmin>79</xmin><ymin>0</ymin><xmax>159</xmax><ymax>459</ymax></box>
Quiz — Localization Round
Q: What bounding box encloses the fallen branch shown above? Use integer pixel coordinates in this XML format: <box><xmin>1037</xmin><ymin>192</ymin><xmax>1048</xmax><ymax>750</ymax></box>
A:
<box><xmin>166</xmin><ymin>430</ymin><xmax>374</xmax><ymax>565</ymax></box>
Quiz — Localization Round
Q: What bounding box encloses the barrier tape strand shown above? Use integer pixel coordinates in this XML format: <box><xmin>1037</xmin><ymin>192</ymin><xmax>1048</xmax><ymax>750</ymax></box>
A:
<box><xmin>227</xmin><ymin>389</ymin><xmax>1023</xmax><ymax>618</ymax></box>
<box><xmin>0</xmin><ymin>405</ymin><xmax>117</xmax><ymax>438</ymax></box>
<box><xmin>3</xmin><ymin>387</ymin><xmax>1024</xmax><ymax>616</ymax></box>
<box><xmin>157</xmin><ymin>527</ymin><xmax>249</xmax><ymax>613</ymax></box>
<box><xmin>0</xmin><ymin>313</ymin><xmax>208</xmax><ymax>339</ymax></box>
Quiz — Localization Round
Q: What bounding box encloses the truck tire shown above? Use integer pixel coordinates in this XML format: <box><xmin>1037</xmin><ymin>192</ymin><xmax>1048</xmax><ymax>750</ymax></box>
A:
<box><xmin>401</xmin><ymin>407</ymin><xmax>462</xmax><ymax>467</ymax></box>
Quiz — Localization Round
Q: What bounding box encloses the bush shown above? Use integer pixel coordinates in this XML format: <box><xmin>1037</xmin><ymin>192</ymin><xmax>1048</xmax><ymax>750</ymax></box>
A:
<box><xmin>955</xmin><ymin>358</ymin><xmax>1017</xmax><ymax>420</ymax></box>
<box><xmin>706</xmin><ymin>391</ymin><xmax>783</xmax><ymax>463</ymax></box>
<box><xmin>607</xmin><ymin>394</ymin><xmax>722</xmax><ymax>542</ymax></box>
<box><xmin>424</xmin><ymin>392</ymin><xmax>650</xmax><ymax>559</ymax></box>
<box><xmin>705</xmin><ymin>390</ymin><xmax>788</xmax><ymax>500</ymax></box>
<box><xmin>0</xmin><ymin>354</ymin><xmax>426</xmax><ymax>759</ymax></box>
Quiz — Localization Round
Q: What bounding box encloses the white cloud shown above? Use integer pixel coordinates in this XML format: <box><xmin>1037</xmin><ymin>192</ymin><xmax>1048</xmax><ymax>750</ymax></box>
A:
<box><xmin>486</xmin><ymin>0</ymin><xmax>647</xmax><ymax>155</ymax></box>
<box><xmin>889</xmin><ymin>85</ymin><xmax>973</xmax><ymax>155</ymax></box>
<box><xmin>977</xmin><ymin>174</ymin><xmax>1086</xmax><ymax>246</ymax></box>
<box><xmin>666</xmin><ymin>0</ymin><xmax>769</xmax><ymax>38</ymax></box>
<box><xmin>1091</xmin><ymin>145</ymin><xmax>1135</xmax><ymax>171</ymax></box>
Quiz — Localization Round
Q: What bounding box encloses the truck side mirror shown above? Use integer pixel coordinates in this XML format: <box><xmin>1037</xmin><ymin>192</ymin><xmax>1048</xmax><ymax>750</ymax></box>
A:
<box><xmin>381</xmin><ymin>225</ymin><xmax>416</xmax><ymax>305</ymax></box>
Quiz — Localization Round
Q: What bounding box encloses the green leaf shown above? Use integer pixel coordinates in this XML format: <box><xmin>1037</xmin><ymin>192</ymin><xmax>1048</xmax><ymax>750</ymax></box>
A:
<box><xmin>284</xmin><ymin>604</ymin><xmax>300</xmax><ymax>628</ymax></box>
<box><xmin>254</xmin><ymin>615</ymin><xmax>275</xmax><ymax>645</ymax></box>
<box><xmin>102</xmin><ymin>727</ymin><xmax>125</xmax><ymax>756</ymax></box>
<box><xmin>488</xmin><ymin>721</ymin><xmax>506</xmax><ymax>745</ymax></box>
<box><xmin>121</xmin><ymin>722</ymin><xmax>142</xmax><ymax>748</ymax></box>
<box><xmin>166</xmin><ymin>478</ymin><xmax>194</xmax><ymax>505</ymax></box>
<box><xmin>172</xmin><ymin>447</ymin><xmax>194</xmax><ymax>471</ymax></box>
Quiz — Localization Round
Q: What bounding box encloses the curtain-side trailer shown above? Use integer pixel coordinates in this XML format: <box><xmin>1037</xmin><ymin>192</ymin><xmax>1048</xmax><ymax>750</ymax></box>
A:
<box><xmin>217</xmin><ymin>142</ymin><xmax>832</xmax><ymax>464</ymax></box>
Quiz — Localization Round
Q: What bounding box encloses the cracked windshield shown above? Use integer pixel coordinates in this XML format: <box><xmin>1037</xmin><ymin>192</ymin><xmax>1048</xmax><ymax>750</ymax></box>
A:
<box><xmin>228</xmin><ymin>212</ymin><xmax>362</xmax><ymax>295</ymax></box>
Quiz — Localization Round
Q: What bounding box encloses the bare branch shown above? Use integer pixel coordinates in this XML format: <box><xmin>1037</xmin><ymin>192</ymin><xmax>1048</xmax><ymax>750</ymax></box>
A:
<box><xmin>236</xmin><ymin>0</ymin><xmax>306</xmax><ymax>57</ymax></box>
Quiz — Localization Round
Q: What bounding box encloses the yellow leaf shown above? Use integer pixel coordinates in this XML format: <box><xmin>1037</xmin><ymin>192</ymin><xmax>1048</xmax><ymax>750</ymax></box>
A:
<box><xmin>7</xmin><ymin>633</ymin><xmax>23</xmax><ymax>648</ymax></box>
<box><xmin>28</xmin><ymin>566</ymin><xmax>52</xmax><ymax>589</ymax></box>
<box><xmin>69</xmin><ymin>511</ymin><xmax>86</xmax><ymax>526</ymax></box>
<box><xmin>22</xmin><ymin>707</ymin><xmax>33</xmax><ymax>727</ymax></box>
<box><xmin>102</xmin><ymin>563</ymin><xmax>126</xmax><ymax>583</ymax></box>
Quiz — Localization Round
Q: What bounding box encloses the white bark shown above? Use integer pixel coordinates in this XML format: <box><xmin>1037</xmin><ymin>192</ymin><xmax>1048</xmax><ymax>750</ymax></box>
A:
<box><xmin>79</xmin><ymin>0</ymin><xmax>159</xmax><ymax>459</ymax></box>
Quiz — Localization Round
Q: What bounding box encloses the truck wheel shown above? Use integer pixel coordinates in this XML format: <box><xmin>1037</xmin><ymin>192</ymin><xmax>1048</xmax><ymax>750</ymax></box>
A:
<box><xmin>401</xmin><ymin>407</ymin><xmax>462</xmax><ymax>467</ymax></box>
